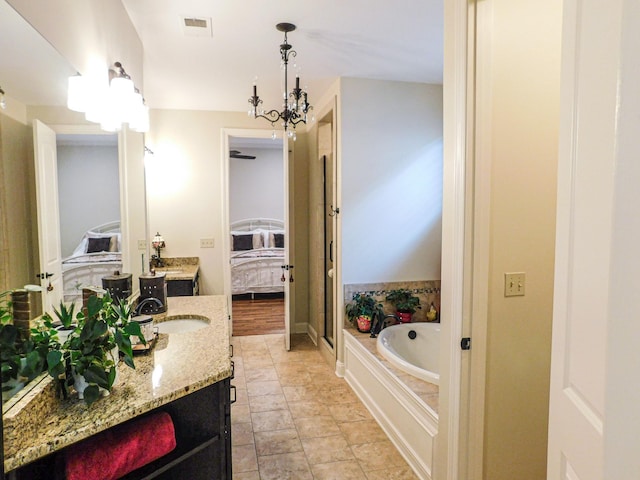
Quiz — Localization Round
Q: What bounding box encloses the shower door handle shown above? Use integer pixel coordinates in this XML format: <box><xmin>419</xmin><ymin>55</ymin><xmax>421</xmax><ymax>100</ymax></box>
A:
<box><xmin>329</xmin><ymin>241</ymin><xmax>333</xmax><ymax>262</ymax></box>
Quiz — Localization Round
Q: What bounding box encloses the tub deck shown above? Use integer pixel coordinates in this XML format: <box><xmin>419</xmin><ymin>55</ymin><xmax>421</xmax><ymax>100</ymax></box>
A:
<box><xmin>345</xmin><ymin>324</ymin><xmax>439</xmax><ymax>413</ymax></box>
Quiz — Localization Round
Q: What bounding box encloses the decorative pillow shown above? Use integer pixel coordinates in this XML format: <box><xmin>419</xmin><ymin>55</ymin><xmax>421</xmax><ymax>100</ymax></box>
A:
<box><xmin>86</xmin><ymin>236</ymin><xmax>112</xmax><ymax>253</ymax></box>
<box><xmin>252</xmin><ymin>232</ymin><xmax>264</xmax><ymax>249</ymax></box>
<box><xmin>273</xmin><ymin>233</ymin><xmax>285</xmax><ymax>248</ymax></box>
<box><xmin>232</xmin><ymin>234</ymin><xmax>254</xmax><ymax>251</ymax></box>
<box><xmin>269</xmin><ymin>232</ymin><xmax>285</xmax><ymax>248</ymax></box>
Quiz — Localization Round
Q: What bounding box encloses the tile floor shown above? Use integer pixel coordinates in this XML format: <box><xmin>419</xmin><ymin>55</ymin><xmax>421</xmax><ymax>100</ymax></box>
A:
<box><xmin>230</xmin><ymin>333</ymin><xmax>419</xmax><ymax>480</ymax></box>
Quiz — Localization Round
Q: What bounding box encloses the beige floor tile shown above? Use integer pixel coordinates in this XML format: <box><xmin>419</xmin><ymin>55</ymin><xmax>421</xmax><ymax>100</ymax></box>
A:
<box><xmin>339</xmin><ymin>420</ymin><xmax>389</xmax><ymax>446</ymax></box>
<box><xmin>243</xmin><ymin>356</ymin><xmax>274</xmax><ymax>369</ymax></box>
<box><xmin>248</xmin><ymin>393</ymin><xmax>288</xmax><ymax>413</ymax></box>
<box><xmin>232</xmin><ymin>386</ymin><xmax>249</xmax><ymax>406</ymax></box>
<box><xmin>282</xmin><ymin>384</ymin><xmax>320</xmax><ymax>403</ymax></box>
<box><xmin>294</xmin><ymin>415</ymin><xmax>341</xmax><ymax>439</ymax></box>
<box><xmin>351</xmin><ymin>440</ymin><xmax>406</xmax><ymax>471</ymax></box>
<box><xmin>244</xmin><ymin>366</ymin><xmax>279</xmax><ymax>383</ymax></box>
<box><xmin>310</xmin><ymin>460</ymin><xmax>367</xmax><ymax>479</ymax></box>
<box><xmin>257</xmin><ymin>451</ymin><xmax>313</xmax><ymax>480</ymax></box>
<box><xmin>246</xmin><ymin>379</ymin><xmax>283</xmax><ymax>397</ymax></box>
<box><xmin>329</xmin><ymin>402</ymin><xmax>373</xmax><ymax>423</ymax></box>
<box><xmin>232</xmin><ymin>444</ymin><xmax>258</xmax><ymax>473</ymax></box>
<box><xmin>231</xmin><ymin>404</ymin><xmax>251</xmax><ymax>424</ymax></box>
<box><xmin>232</xmin><ymin>422</ymin><xmax>254</xmax><ymax>446</ymax></box>
<box><xmin>254</xmin><ymin>428</ymin><xmax>303</xmax><ymax>456</ymax></box>
<box><xmin>277</xmin><ymin>369</ymin><xmax>313</xmax><ymax>386</ymax></box>
<box><xmin>316</xmin><ymin>385</ymin><xmax>359</xmax><ymax>404</ymax></box>
<box><xmin>251</xmin><ymin>409</ymin><xmax>295</xmax><ymax>432</ymax></box>
<box><xmin>301</xmin><ymin>434</ymin><xmax>354</xmax><ymax>465</ymax></box>
<box><xmin>232</xmin><ymin>470</ymin><xmax>260</xmax><ymax>480</ymax></box>
<box><xmin>364</xmin><ymin>465</ymin><xmax>420</xmax><ymax>480</ymax></box>
<box><xmin>287</xmin><ymin>401</ymin><xmax>328</xmax><ymax>419</ymax></box>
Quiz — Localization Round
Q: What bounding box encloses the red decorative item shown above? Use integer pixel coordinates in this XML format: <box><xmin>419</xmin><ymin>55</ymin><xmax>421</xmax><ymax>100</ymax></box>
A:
<box><xmin>356</xmin><ymin>316</ymin><xmax>372</xmax><ymax>333</ymax></box>
<box><xmin>397</xmin><ymin>311</ymin><xmax>413</xmax><ymax>323</ymax></box>
<box><xmin>65</xmin><ymin>411</ymin><xmax>176</xmax><ymax>480</ymax></box>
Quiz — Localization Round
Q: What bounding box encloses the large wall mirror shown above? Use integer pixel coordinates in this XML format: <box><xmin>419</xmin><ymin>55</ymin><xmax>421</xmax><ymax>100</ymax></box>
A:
<box><xmin>0</xmin><ymin>0</ymin><xmax>149</xmax><ymax>411</ymax></box>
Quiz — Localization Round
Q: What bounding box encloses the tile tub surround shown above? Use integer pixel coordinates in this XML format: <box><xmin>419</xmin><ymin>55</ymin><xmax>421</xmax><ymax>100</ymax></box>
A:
<box><xmin>344</xmin><ymin>281</ymin><xmax>441</xmax><ymax>324</ymax></box>
<box><xmin>3</xmin><ymin>295</ymin><xmax>232</xmax><ymax>473</ymax></box>
<box><xmin>231</xmin><ymin>334</ymin><xmax>419</xmax><ymax>479</ymax></box>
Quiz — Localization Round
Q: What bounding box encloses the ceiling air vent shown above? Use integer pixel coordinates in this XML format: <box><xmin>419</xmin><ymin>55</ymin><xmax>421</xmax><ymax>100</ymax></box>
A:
<box><xmin>181</xmin><ymin>16</ymin><xmax>212</xmax><ymax>37</ymax></box>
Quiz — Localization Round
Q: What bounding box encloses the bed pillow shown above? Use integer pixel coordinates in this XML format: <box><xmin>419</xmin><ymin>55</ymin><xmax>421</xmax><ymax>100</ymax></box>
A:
<box><xmin>232</xmin><ymin>234</ymin><xmax>254</xmax><ymax>251</ymax></box>
<box><xmin>86</xmin><ymin>236</ymin><xmax>112</xmax><ymax>253</ymax></box>
<box><xmin>269</xmin><ymin>232</ymin><xmax>285</xmax><ymax>248</ymax></box>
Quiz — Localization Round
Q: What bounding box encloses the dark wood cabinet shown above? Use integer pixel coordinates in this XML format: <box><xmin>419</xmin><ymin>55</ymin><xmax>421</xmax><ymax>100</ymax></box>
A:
<box><xmin>167</xmin><ymin>274</ymin><xmax>199</xmax><ymax>297</ymax></box>
<box><xmin>7</xmin><ymin>378</ymin><xmax>232</xmax><ymax>480</ymax></box>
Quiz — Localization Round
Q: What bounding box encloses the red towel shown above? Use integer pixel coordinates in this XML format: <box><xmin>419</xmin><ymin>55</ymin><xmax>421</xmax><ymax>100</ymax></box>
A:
<box><xmin>65</xmin><ymin>411</ymin><xmax>176</xmax><ymax>480</ymax></box>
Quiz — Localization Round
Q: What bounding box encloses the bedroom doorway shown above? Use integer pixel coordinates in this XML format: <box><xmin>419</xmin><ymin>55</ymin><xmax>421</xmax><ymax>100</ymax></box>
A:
<box><xmin>33</xmin><ymin>122</ymin><xmax>122</xmax><ymax>310</ymax></box>
<box><xmin>222</xmin><ymin>129</ymin><xmax>291</xmax><ymax>349</ymax></box>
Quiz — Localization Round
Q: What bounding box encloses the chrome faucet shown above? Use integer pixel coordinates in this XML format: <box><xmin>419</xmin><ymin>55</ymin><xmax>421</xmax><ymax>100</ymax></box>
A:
<box><xmin>134</xmin><ymin>297</ymin><xmax>164</xmax><ymax>316</ymax></box>
<box><xmin>370</xmin><ymin>313</ymin><xmax>400</xmax><ymax>338</ymax></box>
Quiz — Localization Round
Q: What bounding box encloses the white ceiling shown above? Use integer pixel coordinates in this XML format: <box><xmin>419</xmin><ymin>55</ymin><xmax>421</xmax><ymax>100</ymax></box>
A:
<box><xmin>121</xmin><ymin>0</ymin><xmax>444</xmax><ymax>112</ymax></box>
<box><xmin>0</xmin><ymin>0</ymin><xmax>443</xmax><ymax>113</ymax></box>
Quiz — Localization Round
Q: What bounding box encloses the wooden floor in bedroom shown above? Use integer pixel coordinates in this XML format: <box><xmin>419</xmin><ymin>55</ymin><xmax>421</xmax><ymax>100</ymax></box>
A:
<box><xmin>231</xmin><ymin>296</ymin><xmax>285</xmax><ymax>336</ymax></box>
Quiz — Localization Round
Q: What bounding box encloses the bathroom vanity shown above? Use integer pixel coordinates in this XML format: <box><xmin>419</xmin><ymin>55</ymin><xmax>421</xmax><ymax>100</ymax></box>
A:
<box><xmin>154</xmin><ymin>257</ymin><xmax>200</xmax><ymax>297</ymax></box>
<box><xmin>2</xmin><ymin>295</ymin><xmax>232</xmax><ymax>479</ymax></box>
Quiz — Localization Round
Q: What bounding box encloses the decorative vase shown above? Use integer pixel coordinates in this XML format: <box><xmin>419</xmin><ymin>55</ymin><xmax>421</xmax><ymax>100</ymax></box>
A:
<box><xmin>356</xmin><ymin>315</ymin><xmax>372</xmax><ymax>333</ymax></box>
<box><xmin>397</xmin><ymin>311</ymin><xmax>413</xmax><ymax>323</ymax></box>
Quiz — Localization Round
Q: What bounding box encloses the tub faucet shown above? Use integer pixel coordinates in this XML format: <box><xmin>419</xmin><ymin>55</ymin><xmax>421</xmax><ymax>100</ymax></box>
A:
<box><xmin>134</xmin><ymin>297</ymin><xmax>164</xmax><ymax>316</ymax></box>
<box><xmin>370</xmin><ymin>313</ymin><xmax>400</xmax><ymax>338</ymax></box>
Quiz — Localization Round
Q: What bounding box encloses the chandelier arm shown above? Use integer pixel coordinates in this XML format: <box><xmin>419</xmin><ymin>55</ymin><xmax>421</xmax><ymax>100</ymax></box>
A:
<box><xmin>255</xmin><ymin>109</ymin><xmax>283</xmax><ymax>125</ymax></box>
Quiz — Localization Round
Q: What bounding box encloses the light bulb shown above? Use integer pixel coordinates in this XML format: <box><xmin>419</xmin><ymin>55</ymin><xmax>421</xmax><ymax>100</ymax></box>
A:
<box><xmin>0</xmin><ymin>95</ymin><xmax>5</xmax><ymax>110</ymax></box>
<box><xmin>67</xmin><ymin>75</ymin><xmax>88</xmax><ymax>112</ymax></box>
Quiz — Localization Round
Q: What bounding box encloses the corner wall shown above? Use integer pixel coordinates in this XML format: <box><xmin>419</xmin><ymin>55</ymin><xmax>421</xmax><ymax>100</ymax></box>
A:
<box><xmin>340</xmin><ymin>78</ymin><xmax>443</xmax><ymax>285</ymax></box>
<box><xmin>478</xmin><ymin>1</ymin><xmax>562</xmax><ymax>478</ymax></box>
<box><xmin>0</xmin><ymin>112</ymin><xmax>37</xmax><ymax>291</ymax></box>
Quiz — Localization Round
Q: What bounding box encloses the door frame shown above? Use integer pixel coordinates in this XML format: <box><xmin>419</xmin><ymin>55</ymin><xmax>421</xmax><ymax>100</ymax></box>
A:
<box><xmin>220</xmin><ymin>128</ymin><xmax>289</xmax><ymax>347</ymax></box>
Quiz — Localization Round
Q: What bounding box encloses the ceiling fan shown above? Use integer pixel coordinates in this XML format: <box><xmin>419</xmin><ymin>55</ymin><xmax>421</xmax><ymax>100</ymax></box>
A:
<box><xmin>229</xmin><ymin>150</ymin><xmax>256</xmax><ymax>159</ymax></box>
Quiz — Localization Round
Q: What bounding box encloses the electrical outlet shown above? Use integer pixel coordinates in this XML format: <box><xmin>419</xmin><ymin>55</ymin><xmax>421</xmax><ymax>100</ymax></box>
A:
<box><xmin>504</xmin><ymin>272</ymin><xmax>525</xmax><ymax>297</ymax></box>
<box><xmin>137</xmin><ymin>240</ymin><xmax>147</xmax><ymax>250</ymax></box>
<box><xmin>200</xmin><ymin>238</ymin><xmax>215</xmax><ymax>248</ymax></box>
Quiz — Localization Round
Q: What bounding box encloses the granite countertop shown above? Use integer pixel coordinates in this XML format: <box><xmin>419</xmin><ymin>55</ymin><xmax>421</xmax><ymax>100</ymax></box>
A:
<box><xmin>3</xmin><ymin>295</ymin><xmax>231</xmax><ymax>473</ymax></box>
<box><xmin>152</xmin><ymin>257</ymin><xmax>199</xmax><ymax>281</ymax></box>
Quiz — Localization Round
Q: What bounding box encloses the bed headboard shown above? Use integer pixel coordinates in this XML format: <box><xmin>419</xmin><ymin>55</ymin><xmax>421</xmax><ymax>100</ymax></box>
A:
<box><xmin>230</xmin><ymin>218</ymin><xmax>284</xmax><ymax>232</ymax></box>
<box><xmin>89</xmin><ymin>221</ymin><xmax>121</xmax><ymax>234</ymax></box>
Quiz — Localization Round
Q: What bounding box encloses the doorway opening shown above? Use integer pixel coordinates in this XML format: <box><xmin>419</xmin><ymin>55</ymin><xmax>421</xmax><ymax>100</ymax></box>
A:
<box><xmin>223</xmin><ymin>131</ymin><xmax>291</xmax><ymax>344</ymax></box>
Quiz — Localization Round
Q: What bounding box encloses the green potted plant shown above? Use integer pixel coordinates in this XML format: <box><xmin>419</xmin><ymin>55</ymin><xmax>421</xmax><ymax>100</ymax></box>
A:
<box><xmin>345</xmin><ymin>293</ymin><xmax>383</xmax><ymax>333</ymax></box>
<box><xmin>1</xmin><ymin>291</ymin><xmax>64</xmax><ymax>401</ymax></box>
<box><xmin>47</xmin><ymin>293</ymin><xmax>145</xmax><ymax>406</ymax></box>
<box><xmin>385</xmin><ymin>289</ymin><xmax>421</xmax><ymax>323</ymax></box>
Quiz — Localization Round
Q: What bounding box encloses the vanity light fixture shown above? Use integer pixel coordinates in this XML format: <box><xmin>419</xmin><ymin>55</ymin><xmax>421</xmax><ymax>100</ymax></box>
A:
<box><xmin>0</xmin><ymin>86</ymin><xmax>6</xmax><ymax>110</ymax></box>
<box><xmin>248</xmin><ymin>23</ymin><xmax>313</xmax><ymax>141</ymax></box>
<box><xmin>66</xmin><ymin>62</ymin><xmax>149</xmax><ymax>133</ymax></box>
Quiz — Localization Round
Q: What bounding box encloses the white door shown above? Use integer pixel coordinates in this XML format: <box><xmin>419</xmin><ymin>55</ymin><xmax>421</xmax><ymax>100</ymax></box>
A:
<box><xmin>547</xmin><ymin>0</ymin><xmax>636</xmax><ymax>478</ymax></box>
<box><xmin>32</xmin><ymin>120</ymin><xmax>63</xmax><ymax>312</ymax></box>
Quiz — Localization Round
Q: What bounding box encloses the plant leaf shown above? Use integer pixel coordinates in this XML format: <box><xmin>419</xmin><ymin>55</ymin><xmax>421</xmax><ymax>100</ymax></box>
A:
<box><xmin>83</xmin><ymin>365</ymin><xmax>109</xmax><ymax>389</ymax></box>
<box><xmin>83</xmin><ymin>385</ymin><xmax>100</xmax><ymax>406</ymax></box>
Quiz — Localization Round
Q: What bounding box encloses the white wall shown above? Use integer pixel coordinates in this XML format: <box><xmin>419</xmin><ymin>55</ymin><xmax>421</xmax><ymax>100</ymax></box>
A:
<box><xmin>340</xmin><ymin>78</ymin><xmax>443</xmax><ymax>284</ymax></box>
<box><xmin>229</xmin><ymin>147</ymin><xmax>284</xmax><ymax>224</ymax></box>
<box><xmin>57</xmin><ymin>144</ymin><xmax>120</xmax><ymax>257</ymax></box>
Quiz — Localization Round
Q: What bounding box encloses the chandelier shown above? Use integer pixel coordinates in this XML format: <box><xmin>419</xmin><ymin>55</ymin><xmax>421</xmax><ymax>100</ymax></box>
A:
<box><xmin>248</xmin><ymin>23</ymin><xmax>313</xmax><ymax>140</ymax></box>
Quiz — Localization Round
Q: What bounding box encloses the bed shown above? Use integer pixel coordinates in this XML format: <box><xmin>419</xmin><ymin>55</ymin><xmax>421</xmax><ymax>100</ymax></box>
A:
<box><xmin>62</xmin><ymin>221</ymin><xmax>123</xmax><ymax>304</ymax></box>
<box><xmin>230</xmin><ymin>218</ymin><xmax>285</xmax><ymax>296</ymax></box>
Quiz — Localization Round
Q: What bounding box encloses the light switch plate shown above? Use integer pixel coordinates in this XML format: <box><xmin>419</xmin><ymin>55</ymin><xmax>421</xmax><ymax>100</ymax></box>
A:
<box><xmin>137</xmin><ymin>240</ymin><xmax>147</xmax><ymax>250</ymax></box>
<box><xmin>504</xmin><ymin>272</ymin><xmax>525</xmax><ymax>297</ymax></box>
<box><xmin>200</xmin><ymin>238</ymin><xmax>215</xmax><ymax>248</ymax></box>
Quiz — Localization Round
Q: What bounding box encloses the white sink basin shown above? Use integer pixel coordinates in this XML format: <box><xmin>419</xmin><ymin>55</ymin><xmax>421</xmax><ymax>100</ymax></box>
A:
<box><xmin>156</xmin><ymin>318</ymin><xmax>208</xmax><ymax>334</ymax></box>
